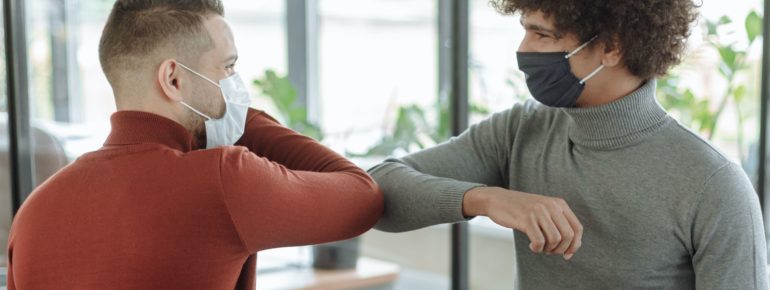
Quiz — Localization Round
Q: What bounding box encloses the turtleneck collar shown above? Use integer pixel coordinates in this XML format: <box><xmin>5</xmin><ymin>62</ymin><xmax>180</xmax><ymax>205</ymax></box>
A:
<box><xmin>104</xmin><ymin>111</ymin><xmax>197</xmax><ymax>152</ymax></box>
<box><xmin>562</xmin><ymin>79</ymin><xmax>671</xmax><ymax>150</ymax></box>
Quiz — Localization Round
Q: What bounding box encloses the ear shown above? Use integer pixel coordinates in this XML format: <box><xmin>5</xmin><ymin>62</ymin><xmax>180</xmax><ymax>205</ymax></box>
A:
<box><xmin>601</xmin><ymin>35</ymin><xmax>623</xmax><ymax>68</ymax></box>
<box><xmin>157</xmin><ymin>59</ymin><xmax>185</xmax><ymax>102</ymax></box>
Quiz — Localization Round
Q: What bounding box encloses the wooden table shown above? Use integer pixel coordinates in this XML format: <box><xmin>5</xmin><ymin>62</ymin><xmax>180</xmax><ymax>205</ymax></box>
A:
<box><xmin>257</xmin><ymin>257</ymin><xmax>400</xmax><ymax>290</ymax></box>
<box><xmin>0</xmin><ymin>256</ymin><xmax>400</xmax><ymax>290</ymax></box>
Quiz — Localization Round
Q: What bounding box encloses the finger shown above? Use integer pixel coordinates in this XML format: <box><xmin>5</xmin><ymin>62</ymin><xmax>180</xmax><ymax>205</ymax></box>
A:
<box><xmin>526</xmin><ymin>215</ymin><xmax>546</xmax><ymax>253</ymax></box>
<box><xmin>550</xmin><ymin>211</ymin><xmax>574</xmax><ymax>256</ymax></box>
<box><xmin>563</xmin><ymin>206</ymin><xmax>584</xmax><ymax>260</ymax></box>
<box><xmin>537</xmin><ymin>210</ymin><xmax>562</xmax><ymax>253</ymax></box>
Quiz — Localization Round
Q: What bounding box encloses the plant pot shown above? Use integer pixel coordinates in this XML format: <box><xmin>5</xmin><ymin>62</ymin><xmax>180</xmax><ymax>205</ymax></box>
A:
<box><xmin>312</xmin><ymin>237</ymin><xmax>360</xmax><ymax>270</ymax></box>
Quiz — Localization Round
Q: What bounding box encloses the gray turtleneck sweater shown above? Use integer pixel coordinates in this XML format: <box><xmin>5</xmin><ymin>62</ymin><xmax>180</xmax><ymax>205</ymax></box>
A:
<box><xmin>368</xmin><ymin>80</ymin><xmax>768</xmax><ymax>289</ymax></box>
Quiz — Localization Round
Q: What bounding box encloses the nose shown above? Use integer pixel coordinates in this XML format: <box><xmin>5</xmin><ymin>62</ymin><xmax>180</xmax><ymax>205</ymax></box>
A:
<box><xmin>517</xmin><ymin>36</ymin><xmax>533</xmax><ymax>53</ymax></box>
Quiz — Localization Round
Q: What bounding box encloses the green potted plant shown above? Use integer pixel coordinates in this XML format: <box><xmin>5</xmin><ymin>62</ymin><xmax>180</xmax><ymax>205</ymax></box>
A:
<box><xmin>657</xmin><ymin>10</ymin><xmax>763</xmax><ymax>183</ymax></box>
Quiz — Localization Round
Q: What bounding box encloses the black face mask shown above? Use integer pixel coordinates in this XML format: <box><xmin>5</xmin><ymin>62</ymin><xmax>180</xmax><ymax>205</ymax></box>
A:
<box><xmin>516</xmin><ymin>37</ymin><xmax>604</xmax><ymax>108</ymax></box>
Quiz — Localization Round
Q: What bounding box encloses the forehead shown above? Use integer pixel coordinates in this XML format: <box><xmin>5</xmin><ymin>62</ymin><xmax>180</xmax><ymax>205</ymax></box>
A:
<box><xmin>203</xmin><ymin>15</ymin><xmax>236</xmax><ymax>57</ymax></box>
<box><xmin>521</xmin><ymin>10</ymin><xmax>556</xmax><ymax>30</ymax></box>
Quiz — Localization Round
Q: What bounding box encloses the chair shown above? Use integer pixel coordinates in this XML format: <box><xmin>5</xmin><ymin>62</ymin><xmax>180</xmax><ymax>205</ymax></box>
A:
<box><xmin>0</xmin><ymin>112</ymin><xmax>70</xmax><ymax>267</ymax></box>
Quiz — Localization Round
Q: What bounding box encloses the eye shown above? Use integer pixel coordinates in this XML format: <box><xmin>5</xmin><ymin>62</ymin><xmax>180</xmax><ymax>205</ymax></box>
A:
<box><xmin>535</xmin><ymin>32</ymin><xmax>549</xmax><ymax>39</ymax></box>
<box><xmin>225</xmin><ymin>63</ymin><xmax>236</xmax><ymax>74</ymax></box>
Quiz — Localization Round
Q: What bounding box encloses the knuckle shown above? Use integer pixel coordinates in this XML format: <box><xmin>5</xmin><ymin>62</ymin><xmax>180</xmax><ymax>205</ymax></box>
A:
<box><xmin>574</xmin><ymin>240</ymin><xmax>583</xmax><ymax>249</ymax></box>
<box><xmin>543</xmin><ymin>200</ymin><xmax>561</xmax><ymax>212</ymax></box>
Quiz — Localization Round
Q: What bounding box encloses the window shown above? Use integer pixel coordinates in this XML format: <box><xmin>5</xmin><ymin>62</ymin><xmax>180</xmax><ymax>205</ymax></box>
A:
<box><xmin>25</xmin><ymin>0</ymin><xmax>114</xmax><ymax>188</ymax></box>
<box><xmin>465</xmin><ymin>1</ymin><xmax>523</xmax><ymax>288</ymax></box>
<box><xmin>315</xmin><ymin>0</ymin><xmax>451</xmax><ymax>288</ymax></box>
<box><xmin>318</xmin><ymin>0</ymin><xmax>440</xmax><ymax>157</ymax></box>
<box><xmin>228</xmin><ymin>1</ymin><xmax>287</xmax><ymax>113</ymax></box>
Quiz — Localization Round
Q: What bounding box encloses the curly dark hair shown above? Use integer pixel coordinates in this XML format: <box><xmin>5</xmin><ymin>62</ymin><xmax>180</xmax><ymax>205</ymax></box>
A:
<box><xmin>491</xmin><ymin>0</ymin><xmax>700</xmax><ymax>79</ymax></box>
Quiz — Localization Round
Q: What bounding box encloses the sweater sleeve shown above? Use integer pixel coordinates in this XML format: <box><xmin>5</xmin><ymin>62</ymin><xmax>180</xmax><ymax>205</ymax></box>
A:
<box><xmin>368</xmin><ymin>107</ymin><xmax>519</xmax><ymax>232</ymax></box>
<box><xmin>690</xmin><ymin>163</ymin><xmax>768</xmax><ymax>290</ymax></box>
<box><xmin>235</xmin><ymin>109</ymin><xmax>343</xmax><ymax>173</ymax></box>
<box><xmin>220</xmin><ymin>110</ymin><xmax>384</xmax><ymax>252</ymax></box>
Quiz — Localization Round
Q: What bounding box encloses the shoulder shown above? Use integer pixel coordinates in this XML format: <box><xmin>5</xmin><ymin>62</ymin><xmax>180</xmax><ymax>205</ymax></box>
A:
<box><xmin>245</xmin><ymin>108</ymin><xmax>281</xmax><ymax>126</ymax></box>
<box><xmin>698</xmin><ymin>162</ymin><xmax>756</xmax><ymax>209</ymax></box>
<box><xmin>649</xmin><ymin>121</ymin><xmax>733</xmax><ymax>176</ymax></box>
<box><xmin>205</xmin><ymin>145</ymin><xmax>254</xmax><ymax>167</ymax></box>
<box><xmin>654</xmin><ymin>124</ymin><xmax>755</xmax><ymax>209</ymax></box>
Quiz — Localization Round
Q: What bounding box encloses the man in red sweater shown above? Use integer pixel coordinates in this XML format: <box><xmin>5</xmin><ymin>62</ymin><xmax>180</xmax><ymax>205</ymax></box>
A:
<box><xmin>6</xmin><ymin>1</ymin><xmax>383</xmax><ymax>289</ymax></box>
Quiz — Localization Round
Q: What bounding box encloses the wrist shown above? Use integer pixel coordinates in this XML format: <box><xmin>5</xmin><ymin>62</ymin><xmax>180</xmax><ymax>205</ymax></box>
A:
<box><xmin>462</xmin><ymin>186</ymin><xmax>494</xmax><ymax>217</ymax></box>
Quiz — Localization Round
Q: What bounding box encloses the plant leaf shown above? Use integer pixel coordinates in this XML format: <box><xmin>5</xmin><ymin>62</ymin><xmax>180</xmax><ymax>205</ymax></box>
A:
<box><xmin>746</xmin><ymin>10</ymin><xmax>763</xmax><ymax>44</ymax></box>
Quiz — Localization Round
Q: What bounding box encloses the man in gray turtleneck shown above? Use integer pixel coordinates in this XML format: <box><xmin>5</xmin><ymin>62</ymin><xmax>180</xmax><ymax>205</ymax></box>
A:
<box><xmin>368</xmin><ymin>1</ymin><xmax>768</xmax><ymax>289</ymax></box>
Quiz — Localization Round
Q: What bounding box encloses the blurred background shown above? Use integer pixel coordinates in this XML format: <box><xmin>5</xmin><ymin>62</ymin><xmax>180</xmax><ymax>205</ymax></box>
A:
<box><xmin>1</xmin><ymin>0</ymin><xmax>769</xmax><ymax>289</ymax></box>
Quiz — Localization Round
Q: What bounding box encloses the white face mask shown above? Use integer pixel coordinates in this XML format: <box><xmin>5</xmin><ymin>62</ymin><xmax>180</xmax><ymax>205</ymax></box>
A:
<box><xmin>177</xmin><ymin>62</ymin><xmax>251</xmax><ymax>149</ymax></box>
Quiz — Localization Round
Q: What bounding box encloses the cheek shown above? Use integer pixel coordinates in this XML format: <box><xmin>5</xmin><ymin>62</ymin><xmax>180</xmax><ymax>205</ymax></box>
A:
<box><xmin>518</xmin><ymin>35</ymin><xmax>548</xmax><ymax>52</ymax></box>
<box><xmin>190</xmin><ymin>84</ymin><xmax>224</xmax><ymax>117</ymax></box>
<box><xmin>210</xmin><ymin>88</ymin><xmax>227</xmax><ymax>116</ymax></box>
<box><xmin>568</xmin><ymin>55</ymin><xmax>601</xmax><ymax>79</ymax></box>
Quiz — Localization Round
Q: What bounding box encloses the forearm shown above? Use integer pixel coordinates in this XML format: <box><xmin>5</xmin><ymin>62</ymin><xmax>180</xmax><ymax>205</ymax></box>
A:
<box><xmin>367</xmin><ymin>108</ymin><xmax>519</xmax><ymax>232</ymax></box>
<box><xmin>221</xmin><ymin>148</ymin><xmax>384</xmax><ymax>252</ymax></box>
<box><xmin>236</xmin><ymin>109</ymin><xmax>354</xmax><ymax>173</ymax></box>
<box><xmin>368</xmin><ymin>159</ymin><xmax>484</xmax><ymax>232</ymax></box>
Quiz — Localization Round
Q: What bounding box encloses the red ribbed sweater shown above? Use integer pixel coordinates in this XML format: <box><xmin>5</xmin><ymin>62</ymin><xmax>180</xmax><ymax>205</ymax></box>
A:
<box><xmin>7</xmin><ymin>108</ymin><xmax>383</xmax><ymax>289</ymax></box>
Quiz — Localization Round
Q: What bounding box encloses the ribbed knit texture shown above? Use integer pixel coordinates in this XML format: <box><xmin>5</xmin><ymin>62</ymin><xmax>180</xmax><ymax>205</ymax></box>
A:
<box><xmin>370</xmin><ymin>80</ymin><xmax>768</xmax><ymax>289</ymax></box>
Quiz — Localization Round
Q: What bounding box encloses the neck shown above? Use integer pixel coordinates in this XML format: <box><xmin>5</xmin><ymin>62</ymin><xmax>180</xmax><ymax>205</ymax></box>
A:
<box><xmin>563</xmin><ymin>79</ymin><xmax>669</xmax><ymax>150</ymax></box>
<box><xmin>576</xmin><ymin>71</ymin><xmax>645</xmax><ymax>108</ymax></box>
<box><xmin>114</xmin><ymin>91</ymin><xmax>189</xmax><ymax>132</ymax></box>
<box><xmin>116</xmin><ymin>98</ymin><xmax>207</xmax><ymax>147</ymax></box>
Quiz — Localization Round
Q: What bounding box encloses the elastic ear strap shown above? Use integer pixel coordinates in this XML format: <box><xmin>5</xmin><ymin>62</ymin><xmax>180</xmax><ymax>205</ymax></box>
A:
<box><xmin>580</xmin><ymin>64</ymin><xmax>605</xmax><ymax>84</ymax></box>
<box><xmin>180</xmin><ymin>101</ymin><xmax>213</xmax><ymax>121</ymax></box>
<box><xmin>565</xmin><ymin>35</ymin><xmax>599</xmax><ymax>59</ymax></box>
<box><xmin>177</xmin><ymin>62</ymin><xmax>221</xmax><ymax>88</ymax></box>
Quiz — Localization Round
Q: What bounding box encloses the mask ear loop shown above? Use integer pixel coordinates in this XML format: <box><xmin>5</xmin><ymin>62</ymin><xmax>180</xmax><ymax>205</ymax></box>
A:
<box><xmin>177</xmin><ymin>62</ymin><xmax>221</xmax><ymax>88</ymax></box>
<box><xmin>180</xmin><ymin>101</ymin><xmax>213</xmax><ymax>120</ymax></box>
<box><xmin>563</xmin><ymin>35</ymin><xmax>604</xmax><ymax>84</ymax></box>
<box><xmin>579</xmin><ymin>64</ymin><xmax>605</xmax><ymax>84</ymax></box>
<box><xmin>565</xmin><ymin>35</ymin><xmax>599</xmax><ymax>59</ymax></box>
<box><xmin>176</xmin><ymin>61</ymin><xmax>223</xmax><ymax>120</ymax></box>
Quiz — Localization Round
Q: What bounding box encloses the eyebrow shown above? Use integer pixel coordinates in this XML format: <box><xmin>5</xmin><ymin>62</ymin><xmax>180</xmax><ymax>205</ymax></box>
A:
<box><xmin>520</xmin><ymin>19</ymin><xmax>562</xmax><ymax>38</ymax></box>
<box><xmin>224</xmin><ymin>54</ymin><xmax>238</xmax><ymax>63</ymax></box>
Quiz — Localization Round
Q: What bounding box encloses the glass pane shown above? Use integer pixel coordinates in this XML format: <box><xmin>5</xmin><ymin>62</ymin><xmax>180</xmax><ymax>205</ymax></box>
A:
<box><xmin>229</xmin><ymin>1</ymin><xmax>287</xmax><ymax>114</ymax></box>
<box><xmin>469</xmin><ymin>0</ymin><xmax>525</xmax><ymax>127</ymax></box>
<box><xmin>319</xmin><ymin>0</ymin><xmax>440</xmax><ymax>156</ymax></box>
<box><xmin>25</xmin><ymin>0</ymin><xmax>114</xmax><ymax>190</ymax></box>
<box><xmin>467</xmin><ymin>0</ymin><xmax>522</xmax><ymax>288</ymax></box>
<box><xmin>317</xmin><ymin>0</ymin><xmax>449</xmax><ymax>288</ymax></box>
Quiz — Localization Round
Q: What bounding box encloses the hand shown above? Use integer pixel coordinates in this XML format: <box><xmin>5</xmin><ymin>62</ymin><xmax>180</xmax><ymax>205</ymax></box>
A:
<box><xmin>463</xmin><ymin>187</ymin><xmax>583</xmax><ymax>260</ymax></box>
